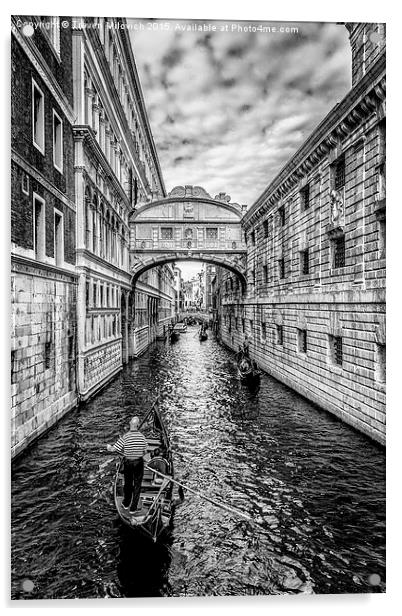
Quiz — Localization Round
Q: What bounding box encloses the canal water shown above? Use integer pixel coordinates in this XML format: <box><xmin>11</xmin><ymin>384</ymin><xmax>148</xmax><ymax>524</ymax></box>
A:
<box><xmin>11</xmin><ymin>327</ymin><xmax>386</xmax><ymax>598</ymax></box>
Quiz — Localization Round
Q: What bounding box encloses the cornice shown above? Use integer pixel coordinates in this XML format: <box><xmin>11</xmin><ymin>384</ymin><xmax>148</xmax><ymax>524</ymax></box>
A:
<box><xmin>243</xmin><ymin>53</ymin><xmax>386</xmax><ymax>229</ymax></box>
<box><xmin>73</xmin><ymin>125</ymin><xmax>131</xmax><ymax>209</ymax></box>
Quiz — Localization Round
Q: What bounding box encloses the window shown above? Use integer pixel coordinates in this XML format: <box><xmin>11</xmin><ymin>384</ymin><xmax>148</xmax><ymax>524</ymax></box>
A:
<box><xmin>278</xmin><ymin>258</ymin><xmax>285</xmax><ymax>279</ymax></box>
<box><xmin>100</xmin><ymin>284</ymin><xmax>104</xmax><ymax>307</ymax></box>
<box><xmin>276</xmin><ymin>325</ymin><xmax>283</xmax><ymax>345</ymax></box>
<box><xmin>378</xmin><ymin>220</ymin><xmax>386</xmax><ymax>258</ymax></box>
<box><xmin>32</xmin><ymin>79</ymin><xmax>45</xmax><ymax>153</ymax></box>
<box><xmin>242</xmin><ymin>318</ymin><xmax>245</xmax><ymax>333</ymax></box>
<box><xmin>54</xmin><ymin>210</ymin><xmax>64</xmax><ymax>266</ymax></box>
<box><xmin>161</xmin><ymin>227</ymin><xmax>173</xmax><ymax>240</ymax></box>
<box><xmin>251</xmin><ymin>270</ymin><xmax>255</xmax><ymax>285</ymax></box>
<box><xmin>263</xmin><ymin>219</ymin><xmax>268</xmax><ymax>238</ymax></box>
<box><xmin>329</xmin><ymin>335</ymin><xmax>343</xmax><ymax>366</ymax></box>
<box><xmin>45</xmin><ymin>341</ymin><xmax>52</xmax><ymax>369</ymax></box>
<box><xmin>53</xmin><ymin>110</ymin><xmax>63</xmax><ymax>172</ymax></box>
<box><xmin>300</xmin><ymin>184</ymin><xmax>310</xmax><ymax>210</ymax></box>
<box><xmin>375</xmin><ymin>343</ymin><xmax>386</xmax><ymax>383</ymax></box>
<box><xmin>48</xmin><ymin>17</ymin><xmax>61</xmax><ymax>55</ymax></box>
<box><xmin>334</xmin><ymin>156</ymin><xmax>346</xmax><ymax>190</ymax></box>
<box><xmin>249</xmin><ymin>320</ymin><xmax>254</xmax><ymax>333</ymax></box>
<box><xmin>22</xmin><ymin>173</ymin><xmax>29</xmax><ymax>195</ymax></box>
<box><xmin>300</xmin><ymin>249</ymin><xmax>309</xmax><ymax>275</ymax></box>
<box><xmin>333</xmin><ymin>235</ymin><xmax>346</xmax><ymax>269</ymax></box>
<box><xmin>297</xmin><ymin>329</ymin><xmax>308</xmax><ymax>354</ymax></box>
<box><xmin>86</xmin><ymin>282</ymin><xmax>90</xmax><ymax>307</ymax></box>
<box><xmin>11</xmin><ymin>350</ymin><xmax>17</xmax><ymax>384</ymax></box>
<box><xmin>251</xmin><ymin>230</ymin><xmax>256</xmax><ymax>245</ymax></box>
<box><xmin>263</xmin><ymin>264</ymin><xmax>268</xmax><ymax>283</ymax></box>
<box><xmin>261</xmin><ymin>322</ymin><xmax>267</xmax><ymax>341</ymax></box>
<box><xmin>33</xmin><ymin>194</ymin><xmax>45</xmax><ymax>260</ymax></box>
<box><xmin>206</xmin><ymin>228</ymin><xmax>218</xmax><ymax>240</ymax></box>
<box><xmin>278</xmin><ymin>206</ymin><xmax>285</xmax><ymax>226</ymax></box>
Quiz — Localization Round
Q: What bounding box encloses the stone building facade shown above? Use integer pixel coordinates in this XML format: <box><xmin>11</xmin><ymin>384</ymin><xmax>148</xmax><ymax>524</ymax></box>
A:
<box><xmin>11</xmin><ymin>16</ymin><xmax>176</xmax><ymax>457</ymax></box>
<box><xmin>11</xmin><ymin>16</ymin><xmax>78</xmax><ymax>458</ymax></box>
<box><xmin>71</xmin><ymin>17</ymin><xmax>168</xmax><ymax>399</ymax></box>
<box><xmin>216</xmin><ymin>23</ymin><xmax>386</xmax><ymax>444</ymax></box>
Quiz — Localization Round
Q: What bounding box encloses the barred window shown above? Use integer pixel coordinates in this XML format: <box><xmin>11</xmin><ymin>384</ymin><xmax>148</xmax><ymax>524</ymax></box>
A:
<box><xmin>333</xmin><ymin>236</ymin><xmax>346</xmax><ymax>268</ymax></box>
<box><xmin>45</xmin><ymin>341</ymin><xmax>52</xmax><ymax>369</ymax></box>
<box><xmin>298</xmin><ymin>329</ymin><xmax>307</xmax><ymax>353</ymax></box>
<box><xmin>263</xmin><ymin>264</ymin><xmax>268</xmax><ymax>283</ymax></box>
<box><xmin>375</xmin><ymin>343</ymin><xmax>386</xmax><ymax>383</ymax></box>
<box><xmin>278</xmin><ymin>206</ymin><xmax>285</xmax><ymax>226</ymax></box>
<box><xmin>242</xmin><ymin>318</ymin><xmax>245</xmax><ymax>333</ymax></box>
<box><xmin>206</xmin><ymin>227</ymin><xmax>218</xmax><ymax>239</ymax></box>
<box><xmin>161</xmin><ymin>227</ymin><xmax>173</xmax><ymax>240</ymax></box>
<box><xmin>300</xmin><ymin>249</ymin><xmax>309</xmax><ymax>275</ymax></box>
<box><xmin>251</xmin><ymin>230</ymin><xmax>256</xmax><ymax>245</ymax></box>
<box><xmin>276</xmin><ymin>325</ymin><xmax>283</xmax><ymax>345</ymax></box>
<box><xmin>334</xmin><ymin>156</ymin><xmax>345</xmax><ymax>190</ymax></box>
<box><xmin>329</xmin><ymin>335</ymin><xmax>343</xmax><ymax>366</ymax></box>
<box><xmin>300</xmin><ymin>184</ymin><xmax>310</xmax><ymax>210</ymax></box>
<box><xmin>278</xmin><ymin>258</ymin><xmax>285</xmax><ymax>279</ymax></box>
<box><xmin>263</xmin><ymin>219</ymin><xmax>268</xmax><ymax>238</ymax></box>
<box><xmin>251</xmin><ymin>269</ymin><xmax>255</xmax><ymax>285</ymax></box>
<box><xmin>261</xmin><ymin>322</ymin><xmax>267</xmax><ymax>341</ymax></box>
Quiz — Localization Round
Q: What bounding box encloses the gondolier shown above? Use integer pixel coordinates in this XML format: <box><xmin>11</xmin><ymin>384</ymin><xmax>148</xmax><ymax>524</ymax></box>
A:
<box><xmin>107</xmin><ymin>416</ymin><xmax>147</xmax><ymax>514</ymax></box>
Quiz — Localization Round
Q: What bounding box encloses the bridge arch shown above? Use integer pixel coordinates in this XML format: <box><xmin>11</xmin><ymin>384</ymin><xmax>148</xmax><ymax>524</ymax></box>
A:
<box><xmin>130</xmin><ymin>253</ymin><xmax>247</xmax><ymax>291</ymax></box>
<box><xmin>130</xmin><ymin>185</ymin><xmax>248</xmax><ymax>290</ymax></box>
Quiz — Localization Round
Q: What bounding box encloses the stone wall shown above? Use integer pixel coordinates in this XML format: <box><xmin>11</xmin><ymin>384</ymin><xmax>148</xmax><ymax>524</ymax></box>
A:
<box><xmin>11</xmin><ymin>261</ymin><xmax>77</xmax><ymax>458</ymax></box>
<box><xmin>217</xmin><ymin>34</ymin><xmax>386</xmax><ymax>445</ymax></box>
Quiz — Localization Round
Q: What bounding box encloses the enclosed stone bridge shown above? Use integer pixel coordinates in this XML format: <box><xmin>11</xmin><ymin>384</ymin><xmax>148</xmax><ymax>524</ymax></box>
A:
<box><xmin>130</xmin><ymin>185</ymin><xmax>248</xmax><ymax>288</ymax></box>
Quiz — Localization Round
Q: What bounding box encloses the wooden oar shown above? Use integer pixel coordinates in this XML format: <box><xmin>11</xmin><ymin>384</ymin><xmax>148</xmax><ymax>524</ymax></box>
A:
<box><xmin>145</xmin><ymin>465</ymin><xmax>252</xmax><ymax>522</ymax></box>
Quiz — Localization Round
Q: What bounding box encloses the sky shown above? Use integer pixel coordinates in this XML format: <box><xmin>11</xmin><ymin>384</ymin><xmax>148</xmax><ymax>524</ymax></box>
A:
<box><xmin>130</xmin><ymin>19</ymin><xmax>351</xmax><ymax>208</ymax></box>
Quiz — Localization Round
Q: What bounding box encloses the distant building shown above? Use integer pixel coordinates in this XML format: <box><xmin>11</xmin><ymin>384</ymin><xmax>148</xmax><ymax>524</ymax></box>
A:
<box><xmin>216</xmin><ymin>23</ymin><xmax>386</xmax><ymax>444</ymax></box>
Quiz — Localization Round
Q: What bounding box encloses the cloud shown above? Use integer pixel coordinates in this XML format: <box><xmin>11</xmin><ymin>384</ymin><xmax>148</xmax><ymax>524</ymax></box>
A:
<box><xmin>130</xmin><ymin>20</ymin><xmax>351</xmax><ymax>206</ymax></box>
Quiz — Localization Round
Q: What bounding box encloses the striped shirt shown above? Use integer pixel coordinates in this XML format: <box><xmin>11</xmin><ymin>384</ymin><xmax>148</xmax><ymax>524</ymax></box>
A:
<box><xmin>113</xmin><ymin>430</ymin><xmax>147</xmax><ymax>460</ymax></box>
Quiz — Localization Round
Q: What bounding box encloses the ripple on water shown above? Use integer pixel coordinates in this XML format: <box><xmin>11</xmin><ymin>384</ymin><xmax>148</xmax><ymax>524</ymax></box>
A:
<box><xmin>11</xmin><ymin>329</ymin><xmax>385</xmax><ymax>598</ymax></box>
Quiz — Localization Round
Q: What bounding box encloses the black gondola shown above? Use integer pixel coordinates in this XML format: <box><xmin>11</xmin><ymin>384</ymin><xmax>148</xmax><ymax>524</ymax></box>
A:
<box><xmin>113</xmin><ymin>401</ymin><xmax>181</xmax><ymax>542</ymax></box>
<box><xmin>237</xmin><ymin>355</ymin><xmax>261</xmax><ymax>388</ymax></box>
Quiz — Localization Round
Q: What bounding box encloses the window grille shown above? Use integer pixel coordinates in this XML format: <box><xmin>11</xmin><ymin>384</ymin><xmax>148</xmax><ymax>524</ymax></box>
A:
<box><xmin>334</xmin><ymin>156</ymin><xmax>345</xmax><ymax>190</ymax></box>
<box><xmin>333</xmin><ymin>236</ymin><xmax>345</xmax><ymax>268</ymax></box>
<box><xmin>300</xmin><ymin>184</ymin><xmax>310</xmax><ymax>210</ymax></box>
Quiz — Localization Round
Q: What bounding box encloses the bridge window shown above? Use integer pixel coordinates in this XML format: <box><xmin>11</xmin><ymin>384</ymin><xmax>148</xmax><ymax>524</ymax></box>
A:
<box><xmin>161</xmin><ymin>227</ymin><xmax>173</xmax><ymax>240</ymax></box>
<box><xmin>206</xmin><ymin>228</ymin><xmax>218</xmax><ymax>240</ymax></box>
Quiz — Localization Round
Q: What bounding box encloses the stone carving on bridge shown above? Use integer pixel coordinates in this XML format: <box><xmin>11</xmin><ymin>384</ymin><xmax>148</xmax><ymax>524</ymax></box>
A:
<box><xmin>183</xmin><ymin>202</ymin><xmax>194</xmax><ymax>218</ymax></box>
<box><xmin>168</xmin><ymin>185</ymin><xmax>212</xmax><ymax>199</ymax></box>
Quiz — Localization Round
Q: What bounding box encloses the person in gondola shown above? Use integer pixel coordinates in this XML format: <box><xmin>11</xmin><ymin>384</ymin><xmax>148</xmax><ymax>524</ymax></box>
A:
<box><xmin>148</xmin><ymin>447</ymin><xmax>170</xmax><ymax>485</ymax></box>
<box><xmin>242</xmin><ymin>336</ymin><xmax>250</xmax><ymax>357</ymax></box>
<box><xmin>106</xmin><ymin>416</ymin><xmax>147</xmax><ymax>514</ymax></box>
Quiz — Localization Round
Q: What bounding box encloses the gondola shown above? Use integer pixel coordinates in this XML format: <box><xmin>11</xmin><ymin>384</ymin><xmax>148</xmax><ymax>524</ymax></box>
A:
<box><xmin>237</xmin><ymin>355</ymin><xmax>261</xmax><ymax>388</ymax></box>
<box><xmin>114</xmin><ymin>400</ymin><xmax>182</xmax><ymax>542</ymax></box>
<box><xmin>169</xmin><ymin>329</ymin><xmax>179</xmax><ymax>343</ymax></box>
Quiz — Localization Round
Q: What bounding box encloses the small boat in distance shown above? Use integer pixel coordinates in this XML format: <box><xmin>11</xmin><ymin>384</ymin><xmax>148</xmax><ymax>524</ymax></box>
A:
<box><xmin>114</xmin><ymin>399</ymin><xmax>182</xmax><ymax>542</ymax></box>
<box><xmin>237</xmin><ymin>355</ymin><xmax>261</xmax><ymax>389</ymax></box>
<box><xmin>174</xmin><ymin>322</ymin><xmax>187</xmax><ymax>333</ymax></box>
